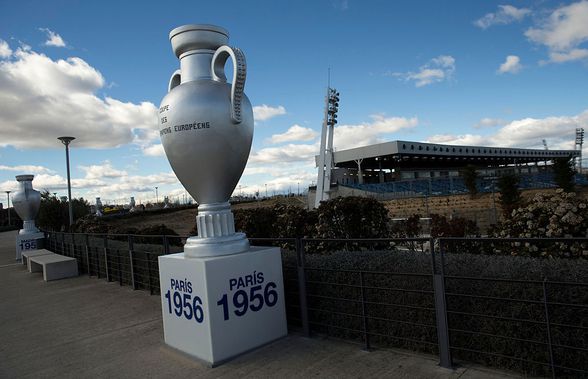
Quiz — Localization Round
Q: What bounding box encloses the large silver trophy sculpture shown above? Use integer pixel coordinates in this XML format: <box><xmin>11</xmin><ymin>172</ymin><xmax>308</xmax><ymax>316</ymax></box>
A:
<box><xmin>12</xmin><ymin>175</ymin><xmax>44</xmax><ymax>260</ymax></box>
<box><xmin>159</xmin><ymin>24</ymin><xmax>253</xmax><ymax>258</ymax></box>
<box><xmin>157</xmin><ymin>24</ymin><xmax>286</xmax><ymax>366</ymax></box>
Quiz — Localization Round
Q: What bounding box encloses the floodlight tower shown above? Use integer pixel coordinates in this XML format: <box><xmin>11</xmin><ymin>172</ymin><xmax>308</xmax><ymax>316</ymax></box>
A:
<box><xmin>575</xmin><ymin>128</ymin><xmax>584</xmax><ymax>172</ymax></box>
<box><xmin>314</xmin><ymin>86</ymin><xmax>340</xmax><ymax>208</ymax></box>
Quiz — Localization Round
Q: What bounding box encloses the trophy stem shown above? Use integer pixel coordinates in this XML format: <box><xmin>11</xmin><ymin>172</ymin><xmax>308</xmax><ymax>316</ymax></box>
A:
<box><xmin>20</xmin><ymin>220</ymin><xmax>39</xmax><ymax>235</ymax></box>
<box><xmin>184</xmin><ymin>201</ymin><xmax>249</xmax><ymax>257</ymax></box>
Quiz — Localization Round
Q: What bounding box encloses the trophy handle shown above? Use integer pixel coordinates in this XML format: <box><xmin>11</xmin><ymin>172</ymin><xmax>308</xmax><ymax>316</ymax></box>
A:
<box><xmin>211</xmin><ymin>45</ymin><xmax>246</xmax><ymax>124</ymax></box>
<box><xmin>168</xmin><ymin>69</ymin><xmax>181</xmax><ymax>92</ymax></box>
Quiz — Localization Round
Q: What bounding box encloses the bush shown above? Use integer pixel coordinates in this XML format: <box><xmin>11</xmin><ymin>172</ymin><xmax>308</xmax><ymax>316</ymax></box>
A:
<box><xmin>497</xmin><ymin>173</ymin><xmax>522</xmax><ymax>218</ymax></box>
<box><xmin>461</xmin><ymin>165</ymin><xmax>479</xmax><ymax>197</ymax></box>
<box><xmin>553</xmin><ymin>156</ymin><xmax>576</xmax><ymax>192</ymax></box>
<box><xmin>274</xmin><ymin>204</ymin><xmax>317</xmax><ymax>238</ymax></box>
<box><xmin>71</xmin><ymin>216</ymin><xmax>110</xmax><ymax>234</ymax></box>
<box><xmin>390</xmin><ymin>214</ymin><xmax>421</xmax><ymax>238</ymax></box>
<box><xmin>430</xmin><ymin>213</ymin><xmax>479</xmax><ymax>237</ymax></box>
<box><xmin>38</xmin><ymin>191</ymin><xmax>90</xmax><ymax>231</ymax></box>
<box><xmin>314</xmin><ymin>196</ymin><xmax>390</xmax><ymax>252</ymax></box>
<box><xmin>134</xmin><ymin>224</ymin><xmax>181</xmax><ymax>246</ymax></box>
<box><xmin>234</xmin><ymin>207</ymin><xmax>278</xmax><ymax>238</ymax></box>
<box><xmin>493</xmin><ymin>189</ymin><xmax>588</xmax><ymax>258</ymax></box>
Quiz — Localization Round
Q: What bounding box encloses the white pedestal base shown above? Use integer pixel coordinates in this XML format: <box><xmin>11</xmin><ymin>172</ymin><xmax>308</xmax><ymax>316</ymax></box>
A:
<box><xmin>16</xmin><ymin>232</ymin><xmax>44</xmax><ymax>261</ymax></box>
<box><xmin>158</xmin><ymin>246</ymin><xmax>287</xmax><ymax>366</ymax></box>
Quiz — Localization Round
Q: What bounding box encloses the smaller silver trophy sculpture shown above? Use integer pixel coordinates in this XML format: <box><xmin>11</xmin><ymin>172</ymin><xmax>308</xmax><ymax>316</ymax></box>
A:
<box><xmin>129</xmin><ymin>196</ymin><xmax>136</xmax><ymax>212</ymax></box>
<box><xmin>157</xmin><ymin>24</ymin><xmax>286</xmax><ymax>366</ymax></box>
<box><xmin>95</xmin><ymin>197</ymin><xmax>103</xmax><ymax>217</ymax></box>
<box><xmin>12</xmin><ymin>175</ymin><xmax>44</xmax><ymax>260</ymax></box>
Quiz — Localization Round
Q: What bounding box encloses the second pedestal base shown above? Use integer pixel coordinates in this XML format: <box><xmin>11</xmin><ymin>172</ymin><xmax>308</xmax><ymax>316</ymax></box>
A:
<box><xmin>15</xmin><ymin>231</ymin><xmax>44</xmax><ymax>261</ymax></box>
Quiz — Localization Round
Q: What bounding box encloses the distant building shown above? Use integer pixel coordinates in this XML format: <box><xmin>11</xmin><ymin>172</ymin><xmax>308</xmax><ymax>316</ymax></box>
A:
<box><xmin>310</xmin><ymin>140</ymin><xmax>582</xmax><ymax>207</ymax></box>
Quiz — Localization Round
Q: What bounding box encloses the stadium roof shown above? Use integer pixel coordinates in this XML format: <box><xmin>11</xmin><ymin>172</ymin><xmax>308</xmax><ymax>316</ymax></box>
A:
<box><xmin>317</xmin><ymin>140</ymin><xmax>580</xmax><ymax>170</ymax></box>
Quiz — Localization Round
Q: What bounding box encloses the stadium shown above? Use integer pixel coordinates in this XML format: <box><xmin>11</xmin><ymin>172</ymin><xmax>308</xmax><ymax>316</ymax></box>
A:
<box><xmin>309</xmin><ymin>139</ymin><xmax>585</xmax><ymax>207</ymax></box>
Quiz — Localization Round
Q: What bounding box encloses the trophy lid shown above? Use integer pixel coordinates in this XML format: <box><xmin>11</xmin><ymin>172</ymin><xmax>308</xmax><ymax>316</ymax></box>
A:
<box><xmin>169</xmin><ymin>24</ymin><xmax>229</xmax><ymax>57</ymax></box>
<box><xmin>16</xmin><ymin>174</ymin><xmax>34</xmax><ymax>182</ymax></box>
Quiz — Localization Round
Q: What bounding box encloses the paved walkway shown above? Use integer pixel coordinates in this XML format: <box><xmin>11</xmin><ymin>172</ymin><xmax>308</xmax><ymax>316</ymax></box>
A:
<box><xmin>0</xmin><ymin>230</ymin><xmax>518</xmax><ymax>378</ymax></box>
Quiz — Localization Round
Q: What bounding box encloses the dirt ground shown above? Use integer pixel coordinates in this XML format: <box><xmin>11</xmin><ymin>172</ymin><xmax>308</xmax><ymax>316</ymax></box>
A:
<box><xmin>102</xmin><ymin>196</ymin><xmax>306</xmax><ymax>236</ymax></box>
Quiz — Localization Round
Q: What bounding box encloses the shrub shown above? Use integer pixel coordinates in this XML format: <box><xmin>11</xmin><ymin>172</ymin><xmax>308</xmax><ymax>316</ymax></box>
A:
<box><xmin>273</xmin><ymin>204</ymin><xmax>317</xmax><ymax>238</ymax></box>
<box><xmin>390</xmin><ymin>214</ymin><xmax>421</xmax><ymax>238</ymax></box>
<box><xmin>553</xmin><ymin>156</ymin><xmax>576</xmax><ymax>192</ymax></box>
<box><xmin>71</xmin><ymin>216</ymin><xmax>110</xmax><ymax>234</ymax></box>
<box><xmin>38</xmin><ymin>191</ymin><xmax>90</xmax><ymax>231</ymax></box>
<box><xmin>430</xmin><ymin>213</ymin><xmax>479</xmax><ymax>238</ymax></box>
<box><xmin>497</xmin><ymin>173</ymin><xmax>522</xmax><ymax>218</ymax></box>
<box><xmin>493</xmin><ymin>189</ymin><xmax>588</xmax><ymax>258</ymax></box>
<box><xmin>314</xmin><ymin>196</ymin><xmax>390</xmax><ymax>252</ymax></box>
<box><xmin>133</xmin><ymin>224</ymin><xmax>181</xmax><ymax>246</ymax></box>
<box><xmin>461</xmin><ymin>165</ymin><xmax>478</xmax><ymax>197</ymax></box>
<box><xmin>234</xmin><ymin>207</ymin><xmax>278</xmax><ymax>238</ymax></box>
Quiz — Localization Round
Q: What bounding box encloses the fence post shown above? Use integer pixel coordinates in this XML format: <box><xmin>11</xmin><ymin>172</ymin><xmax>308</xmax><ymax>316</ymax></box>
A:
<box><xmin>103</xmin><ymin>235</ymin><xmax>110</xmax><ymax>282</ymax></box>
<box><xmin>359</xmin><ymin>271</ymin><xmax>371</xmax><ymax>351</ymax></box>
<box><xmin>542</xmin><ymin>279</ymin><xmax>556</xmax><ymax>379</ymax></box>
<box><xmin>432</xmin><ymin>239</ymin><xmax>453</xmax><ymax>369</ymax></box>
<box><xmin>128</xmin><ymin>235</ymin><xmax>136</xmax><ymax>290</ymax></box>
<box><xmin>117</xmin><ymin>250</ymin><xmax>122</xmax><ymax>286</ymax></box>
<box><xmin>163</xmin><ymin>235</ymin><xmax>170</xmax><ymax>255</ymax></box>
<box><xmin>61</xmin><ymin>232</ymin><xmax>66</xmax><ymax>255</ymax></box>
<box><xmin>85</xmin><ymin>234</ymin><xmax>91</xmax><ymax>276</ymax></box>
<box><xmin>296</xmin><ymin>238</ymin><xmax>310</xmax><ymax>337</ymax></box>
<box><xmin>147</xmin><ymin>253</ymin><xmax>153</xmax><ymax>295</ymax></box>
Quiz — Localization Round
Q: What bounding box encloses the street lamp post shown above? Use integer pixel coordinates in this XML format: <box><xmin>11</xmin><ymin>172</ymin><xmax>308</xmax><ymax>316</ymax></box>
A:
<box><xmin>5</xmin><ymin>191</ymin><xmax>11</xmax><ymax>226</ymax></box>
<box><xmin>58</xmin><ymin>136</ymin><xmax>75</xmax><ymax>227</ymax></box>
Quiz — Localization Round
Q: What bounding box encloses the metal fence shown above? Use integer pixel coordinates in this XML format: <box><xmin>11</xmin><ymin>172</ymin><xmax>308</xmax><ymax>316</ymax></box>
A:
<box><xmin>43</xmin><ymin>232</ymin><xmax>587</xmax><ymax>378</ymax></box>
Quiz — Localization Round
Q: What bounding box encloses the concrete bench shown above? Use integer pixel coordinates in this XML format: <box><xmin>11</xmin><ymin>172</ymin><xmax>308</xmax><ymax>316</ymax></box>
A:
<box><xmin>22</xmin><ymin>249</ymin><xmax>54</xmax><ymax>270</ymax></box>
<box><xmin>29</xmin><ymin>253</ymin><xmax>78</xmax><ymax>281</ymax></box>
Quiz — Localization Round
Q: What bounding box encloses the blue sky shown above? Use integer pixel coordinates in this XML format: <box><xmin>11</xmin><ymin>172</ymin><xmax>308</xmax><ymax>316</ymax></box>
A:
<box><xmin>1</xmin><ymin>0</ymin><xmax>588</xmax><ymax>205</ymax></box>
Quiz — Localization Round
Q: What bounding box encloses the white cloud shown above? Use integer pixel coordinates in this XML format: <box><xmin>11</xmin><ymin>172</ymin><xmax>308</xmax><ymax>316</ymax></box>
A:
<box><xmin>0</xmin><ymin>164</ymin><xmax>55</xmax><ymax>175</ymax></box>
<box><xmin>391</xmin><ymin>55</ymin><xmax>455</xmax><ymax>87</ymax></box>
<box><xmin>247</xmin><ymin>113</ymin><xmax>418</xmax><ymax>192</ymax></box>
<box><xmin>79</xmin><ymin>161</ymin><xmax>127</xmax><ymax>179</ymax></box>
<box><xmin>0</xmin><ymin>46</ymin><xmax>158</xmax><ymax>149</ymax></box>
<box><xmin>474</xmin><ymin>5</ymin><xmax>531</xmax><ymax>29</ymax></box>
<box><xmin>0</xmin><ymin>39</ymin><xmax>12</xmax><ymax>58</ymax></box>
<box><xmin>253</xmin><ymin>104</ymin><xmax>286</xmax><ymax>121</ymax></box>
<box><xmin>547</xmin><ymin>48</ymin><xmax>588</xmax><ymax>63</ymax></box>
<box><xmin>334</xmin><ymin>114</ymin><xmax>418</xmax><ymax>150</ymax></box>
<box><xmin>498</xmin><ymin>55</ymin><xmax>522</xmax><ymax>74</ymax></box>
<box><xmin>39</xmin><ymin>28</ymin><xmax>66</xmax><ymax>47</ymax></box>
<box><xmin>267</xmin><ymin>124</ymin><xmax>317</xmax><ymax>144</ymax></box>
<box><xmin>241</xmin><ymin>162</ymin><xmax>317</xmax><ymax>194</ymax></box>
<box><xmin>525</xmin><ymin>1</ymin><xmax>588</xmax><ymax>63</ymax></box>
<box><xmin>249</xmin><ymin>143</ymin><xmax>319</xmax><ymax>164</ymax></box>
<box><xmin>142</xmin><ymin>144</ymin><xmax>165</xmax><ymax>157</ymax></box>
<box><xmin>428</xmin><ymin>109</ymin><xmax>588</xmax><ymax>151</ymax></box>
<box><xmin>332</xmin><ymin>0</ymin><xmax>349</xmax><ymax>11</ymax></box>
<box><xmin>474</xmin><ymin>118</ymin><xmax>506</xmax><ymax>129</ymax></box>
